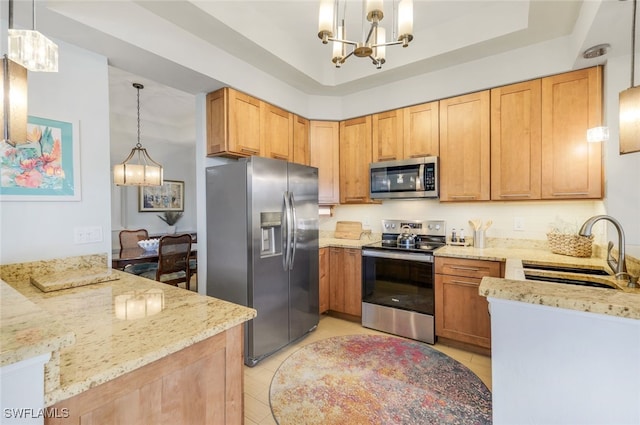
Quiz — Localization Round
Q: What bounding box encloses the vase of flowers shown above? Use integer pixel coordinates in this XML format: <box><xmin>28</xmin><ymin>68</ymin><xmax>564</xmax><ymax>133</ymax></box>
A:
<box><xmin>158</xmin><ymin>211</ymin><xmax>183</xmax><ymax>234</ymax></box>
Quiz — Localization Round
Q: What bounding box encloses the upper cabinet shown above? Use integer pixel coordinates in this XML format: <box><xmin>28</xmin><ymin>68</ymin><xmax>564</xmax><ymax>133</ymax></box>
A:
<box><xmin>541</xmin><ymin>67</ymin><xmax>603</xmax><ymax>199</ymax></box>
<box><xmin>261</xmin><ymin>102</ymin><xmax>294</xmax><ymax>161</ymax></box>
<box><xmin>491</xmin><ymin>80</ymin><xmax>542</xmax><ymax>200</ymax></box>
<box><xmin>403</xmin><ymin>101</ymin><xmax>439</xmax><ymax>158</ymax></box>
<box><xmin>206</xmin><ymin>87</ymin><xmax>262</xmax><ymax>158</ymax></box>
<box><xmin>292</xmin><ymin>115</ymin><xmax>310</xmax><ymax>166</ymax></box>
<box><xmin>340</xmin><ymin>116</ymin><xmax>375</xmax><ymax>204</ymax></box>
<box><xmin>372</xmin><ymin>110</ymin><xmax>403</xmax><ymax>162</ymax></box>
<box><xmin>439</xmin><ymin>91</ymin><xmax>491</xmax><ymax>202</ymax></box>
<box><xmin>310</xmin><ymin>121</ymin><xmax>340</xmax><ymax>205</ymax></box>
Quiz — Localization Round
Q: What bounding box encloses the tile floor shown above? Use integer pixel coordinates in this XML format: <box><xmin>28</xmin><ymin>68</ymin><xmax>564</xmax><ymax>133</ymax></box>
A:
<box><xmin>243</xmin><ymin>315</ymin><xmax>493</xmax><ymax>425</ymax></box>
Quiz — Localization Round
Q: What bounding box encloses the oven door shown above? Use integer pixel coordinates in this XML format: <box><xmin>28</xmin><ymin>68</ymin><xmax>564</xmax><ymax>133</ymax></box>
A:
<box><xmin>362</xmin><ymin>250</ymin><xmax>434</xmax><ymax>315</ymax></box>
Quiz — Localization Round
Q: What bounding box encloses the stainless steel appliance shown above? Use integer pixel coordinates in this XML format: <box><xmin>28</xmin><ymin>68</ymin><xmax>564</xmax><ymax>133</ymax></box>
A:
<box><xmin>362</xmin><ymin>219</ymin><xmax>446</xmax><ymax>344</ymax></box>
<box><xmin>370</xmin><ymin>156</ymin><xmax>439</xmax><ymax>199</ymax></box>
<box><xmin>206</xmin><ymin>157</ymin><xmax>319</xmax><ymax>366</ymax></box>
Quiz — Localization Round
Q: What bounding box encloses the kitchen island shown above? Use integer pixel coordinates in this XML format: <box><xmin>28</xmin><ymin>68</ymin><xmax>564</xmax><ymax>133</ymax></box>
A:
<box><xmin>440</xmin><ymin>241</ymin><xmax>640</xmax><ymax>424</ymax></box>
<box><xmin>0</xmin><ymin>254</ymin><xmax>256</xmax><ymax>425</ymax></box>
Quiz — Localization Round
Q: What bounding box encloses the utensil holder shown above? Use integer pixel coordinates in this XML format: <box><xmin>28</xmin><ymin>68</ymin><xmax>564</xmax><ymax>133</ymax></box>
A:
<box><xmin>474</xmin><ymin>230</ymin><xmax>485</xmax><ymax>249</ymax></box>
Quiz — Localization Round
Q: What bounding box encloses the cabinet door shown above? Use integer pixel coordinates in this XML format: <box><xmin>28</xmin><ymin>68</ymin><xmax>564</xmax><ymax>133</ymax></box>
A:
<box><xmin>439</xmin><ymin>91</ymin><xmax>491</xmax><ymax>202</ymax></box>
<box><xmin>343</xmin><ymin>248</ymin><xmax>362</xmax><ymax>317</ymax></box>
<box><xmin>491</xmin><ymin>80</ymin><xmax>542</xmax><ymax>200</ymax></box>
<box><xmin>319</xmin><ymin>247</ymin><xmax>329</xmax><ymax>314</ymax></box>
<box><xmin>228</xmin><ymin>89</ymin><xmax>262</xmax><ymax>156</ymax></box>
<box><xmin>372</xmin><ymin>110</ymin><xmax>403</xmax><ymax>162</ymax></box>
<box><xmin>206</xmin><ymin>89</ymin><xmax>228</xmax><ymax>156</ymax></box>
<box><xmin>541</xmin><ymin>66</ymin><xmax>603</xmax><ymax>199</ymax></box>
<box><xmin>339</xmin><ymin>116</ymin><xmax>373</xmax><ymax>204</ymax></box>
<box><xmin>261</xmin><ymin>102</ymin><xmax>293</xmax><ymax>161</ymax></box>
<box><xmin>310</xmin><ymin>121</ymin><xmax>340</xmax><ymax>204</ymax></box>
<box><xmin>329</xmin><ymin>247</ymin><xmax>345</xmax><ymax>313</ymax></box>
<box><xmin>293</xmin><ymin>115</ymin><xmax>310</xmax><ymax>166</ymax></box>
<box><xmin>403</xmin><ymin>101</ymin><xmax>439</xmax><ymax>158</ymax></box>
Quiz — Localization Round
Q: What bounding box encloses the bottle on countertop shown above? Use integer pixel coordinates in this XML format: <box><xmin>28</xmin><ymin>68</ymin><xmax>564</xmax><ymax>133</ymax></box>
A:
<box><xmin>459</xmin><ymin>228</ymin><xmax>465</xmax><ymax>244</ymax></box>
<box><xmin>451</xmin><ymin>228</ymin><xmax>457</xmax><ymax>243</ymax></box>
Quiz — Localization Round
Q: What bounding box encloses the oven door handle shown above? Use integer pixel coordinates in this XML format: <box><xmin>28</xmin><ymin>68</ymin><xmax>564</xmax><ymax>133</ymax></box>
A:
<box><xmin>362</xmin><ymin>250</ymin><xmax>434</xmax><ymax>263</ymax></box>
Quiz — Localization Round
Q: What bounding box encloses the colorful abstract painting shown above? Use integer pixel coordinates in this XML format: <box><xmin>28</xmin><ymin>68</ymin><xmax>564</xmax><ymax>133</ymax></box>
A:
<box><xmin>0</xmin><ymin>116</ymin><xmax>80</xmax><ymax>201</ymax></box>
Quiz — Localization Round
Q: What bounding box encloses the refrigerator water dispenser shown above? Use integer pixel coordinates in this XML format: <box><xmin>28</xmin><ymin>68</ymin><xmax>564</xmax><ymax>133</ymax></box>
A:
<box><xmin>260</xmin><ymin>212</ymin><xmax>282</xmax><ymax>257</ymax></box>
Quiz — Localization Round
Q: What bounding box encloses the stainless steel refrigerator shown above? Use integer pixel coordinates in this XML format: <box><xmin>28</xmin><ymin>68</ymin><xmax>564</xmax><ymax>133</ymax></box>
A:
<box><xmin>206</xmin><ymin>156</ymin><xmax>319</xmax><ymax>366</ymax></box>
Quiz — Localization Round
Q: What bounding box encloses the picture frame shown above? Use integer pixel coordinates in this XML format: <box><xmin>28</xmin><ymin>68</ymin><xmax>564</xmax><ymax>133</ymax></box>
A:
<box><xmin>138</xmin><ymin>180</ymin><xmax>184</xmax><ymax>212</ymax></box>
<box><xmin>0</xmin><ymin>116</ymin><xmax>81</xmax><ymax>201</ymax></box>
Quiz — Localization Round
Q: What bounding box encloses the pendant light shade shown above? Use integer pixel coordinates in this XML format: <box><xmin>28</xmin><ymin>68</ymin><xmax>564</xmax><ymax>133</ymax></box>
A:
<box><xmin>1</xmin><ymin>55</ymin><xmax>28</xmax><ymax>146</ymax></box>
<box><xmin>619</xmin><ymin>0</ymin><xmax>640</xmax><ymax>154</ymax></box>
<box><xmin>113</xmin><ymin>83</ymin><xmax>163</xmax><ymax>186</ymax></box>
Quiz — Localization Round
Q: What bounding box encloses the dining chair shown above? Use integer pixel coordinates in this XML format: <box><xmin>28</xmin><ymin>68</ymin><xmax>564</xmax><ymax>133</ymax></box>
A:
<box><xmin>119</xmin><ymin>229</ymin><xmax>157</xmax><ymax>275</ymax></box>
<box><xmin>141</xmin><ymin>234</ymin><xmax>193</xmax><ymax>289</ymax></box>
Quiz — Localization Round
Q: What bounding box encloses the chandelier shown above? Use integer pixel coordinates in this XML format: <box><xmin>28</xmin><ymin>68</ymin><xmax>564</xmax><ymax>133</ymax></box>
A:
<box><xmin>113</xmin><ymin>83</ymin><xmax>164</xmax><ymax>186</ymax></box>
<box><xmin>7</xmin><ymin>0</ymin><xmax>59</xmax><ymax>72</ymax></box>
<box><xmin>318</xmin><ymin>0</ymin><xmax>414</xmax><ymax>69</ymax></box>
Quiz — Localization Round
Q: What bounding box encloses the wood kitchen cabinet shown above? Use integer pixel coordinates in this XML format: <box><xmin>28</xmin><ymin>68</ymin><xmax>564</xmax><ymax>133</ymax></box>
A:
<box><xmin>310</xmin><ymin>120</ymin><xmax>340</xmax><ymax>204</ymax></box>
<box><xmin>329</xmin><ymin>247</ymin><xmax>362</xmax><ymax>318</ymax></box>
<box><xmin>491</xmin><ymin>79</ymin><xmax>542</xmax><ymax>200</ymax></box>
<box><xmin>339</xmin><ymin>116</ymin><xmax>375</xmax><ymax>204</ymax></box>
<box><xmin>261</xmin><ymin>102</ymin><xmax>294</xmax><ymax>161</ymax></box>
<box><xmin>541</xmin><ymin>66</ymin><xmax>603</xmax><ymax>199</ymax></box>
<box><xmin>206</xmin><ymin>87</ymin><xmax>262</xmax><ymax>158</ymax></box>
<box><xmin>292</xmin><ymin>115</ymin><xmax>310</xmax><ymax>165</ymax></box>
<box><xmin>435</xmin><ymin>256</ymin><xmax>503</xmax><ymax>352</ymax></box>
<box><xmin>372</xmin><ymin>109</ymin><xmax>403</xmax><ymax>162</ymax></box>
<box><xmin>319</xmin><ymin>247</ymin><xmax>329</xmax><ymax>314</ymax></box>
<box><xmin>403</xmin><ymin>101</ymin><xmax>440</xmax><ymax>158</ymax></box>
<box><xmin>439</xmin><ymin>91</ymin><xmax>491</xmax><ymax>202</ymax></box>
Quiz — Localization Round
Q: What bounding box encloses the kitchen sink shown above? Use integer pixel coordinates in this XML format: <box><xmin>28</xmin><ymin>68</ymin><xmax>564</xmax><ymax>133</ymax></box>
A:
<box><xmin>522</xmin><ymin>262</ymin><xmax>617</xmax><ymax>290</ymax></box>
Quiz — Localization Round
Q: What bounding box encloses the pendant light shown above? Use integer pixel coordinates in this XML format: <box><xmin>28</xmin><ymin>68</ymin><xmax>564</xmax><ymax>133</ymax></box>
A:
<box><xmin>113</xmin><ymin>83</ymin><xmax>163</xmax><ymax>186</ymax></box>
<box><xmin>619</xmin><ymin>0</ymin><xmax>640</xmax><ymax>154</ymax></box>
<box><xmin>1</xmin><ymin>54</ymin><xmax>28</xmax><ymax>146</ymax></box>
<box><xmin>7</xmin><ymin>0</ymin><xmax>59</xmax><ymax>72</ymax></box>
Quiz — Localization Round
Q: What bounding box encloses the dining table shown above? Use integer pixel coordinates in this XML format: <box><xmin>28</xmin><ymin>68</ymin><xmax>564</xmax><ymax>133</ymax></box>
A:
<box><xmin>111</xmin><ymin>243</ymin><xmax>198</xmax><ymax>270</ymax></box>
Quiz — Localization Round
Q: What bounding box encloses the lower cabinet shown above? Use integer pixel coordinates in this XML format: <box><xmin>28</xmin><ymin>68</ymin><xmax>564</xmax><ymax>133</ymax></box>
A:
<box><xmin>319</xmin><ymin>247</ymin><xmax>329</xmax><ymax>314</ymax></box>
<box><xmin>329</xmin><ymin>247</ymin><xmax>362</xmax><ymax>318</ymax></box>
<box><xmin>435</xmin><ymin>257</ymin><xmax>503</xmax><ymax>351</ymax></box>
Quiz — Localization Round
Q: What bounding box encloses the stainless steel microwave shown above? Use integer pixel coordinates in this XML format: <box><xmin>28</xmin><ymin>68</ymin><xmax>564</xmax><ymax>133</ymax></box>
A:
<box><xmin>370</xmin><ymin>156</ymin><xmax>439</xmax><ymax>199</ymax></box>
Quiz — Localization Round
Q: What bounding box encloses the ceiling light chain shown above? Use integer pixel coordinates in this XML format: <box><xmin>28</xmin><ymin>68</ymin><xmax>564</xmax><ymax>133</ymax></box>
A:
<box><xmin>318</xmin><ymin>0</ymin><xmax>413</xmax><ymax>69</ymax></box>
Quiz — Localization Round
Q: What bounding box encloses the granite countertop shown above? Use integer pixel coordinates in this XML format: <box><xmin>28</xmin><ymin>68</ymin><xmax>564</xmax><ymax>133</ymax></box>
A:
<box><xmin>434</xmin><ymin>240</ymin><xmax>640</xmax><ymax>320</ymax></box>
<box><xmin>319</xmin><ymin>230</ymin><xmax>380</xmax><ymax>249</ymax></box>
<box><xmin>0</xmin><ymin>254</ymin><xmax>256</xmax><ymax>407</ymax></box>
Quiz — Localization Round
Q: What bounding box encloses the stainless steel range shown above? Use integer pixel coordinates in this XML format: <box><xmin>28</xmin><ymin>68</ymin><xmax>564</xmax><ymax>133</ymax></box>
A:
<box><xmin>361</xmin><ymin>219</ymin><xmax>446</xmax><ymax>344</ymax></box>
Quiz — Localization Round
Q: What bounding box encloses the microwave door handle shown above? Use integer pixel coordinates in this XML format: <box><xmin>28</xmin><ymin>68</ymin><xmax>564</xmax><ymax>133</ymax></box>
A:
<box><xmin>417</xmin><ymin>164</ymin><xmax>424</xmax><ymax>190</ymax></box>
<box><xmin>288</xmin><ymin>192</ymin><xmax>297</xmax><ymax>270</ymax></box>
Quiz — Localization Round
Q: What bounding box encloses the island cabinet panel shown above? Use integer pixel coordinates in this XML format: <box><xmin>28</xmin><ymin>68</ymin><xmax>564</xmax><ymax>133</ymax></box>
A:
<box><xmin>207</xmin><ymin>87</ymin><xmax>262</xmax><ymax>158</ymax></box>
<box><xmin>541</xmin><ymin>66</ymin><xmax>603</xmax><ymax>199</ymax></box>
<box><xmin>403</xmin><ymin>101</ymin><xmax>440</xmax><ymax>158</ymax></box>
<box><xmin>292</xmin><ymin>115</ymin><xmax>310</xmax><ymax>165</ymax></box>
<box><xmin>262</xmin><ymin>102</ymin><xmax>294</xmax><ymax>162</ymax></box>
<box><xmin>439</xmin><ymin>91</ymin><xmax>491</xmax><ymax>202</ymax></box>
<box><xmin>329</xmin><ymin>247</ymin><xmax>362</xmax><ymax>318</ymax></box>
<box><xmin>319</xmin><ymin>247</ymin><xmax>330</xmax><ymax>314</ymax></box>
<box><xmin>435</xmin><ymin>257</ymin><xmax>502</xmax><ymax>351</ymax></box>
<box><xmin>491</xmin><ymin>79</ymin><xmax>542</xmax><ymax>200</ymax></box>
<box><xmin>46</xmin><ymin>325</ymin><xmax>244</xmax><ymax>425</ymax></box>
<box><xmin>372</xmin><ymin>109</ymin><xmax>404</xmax><ymax>162</ymax></box>
<box><xmin>310</xmin><ymin>120</ymin><xmax>340</xmax><ymax>204</ymax></box>
<box><xmin>339</xmin><ymin>116</ymin><xmax>374</xmax><ymax>204</ymax></box>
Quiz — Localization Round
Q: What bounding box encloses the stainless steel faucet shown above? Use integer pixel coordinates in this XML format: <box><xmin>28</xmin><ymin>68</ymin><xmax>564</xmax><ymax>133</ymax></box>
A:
<box><xmin>579</xmin><ymin>215</ymin><xmax>637</xmax><ymax>288</ymax></box>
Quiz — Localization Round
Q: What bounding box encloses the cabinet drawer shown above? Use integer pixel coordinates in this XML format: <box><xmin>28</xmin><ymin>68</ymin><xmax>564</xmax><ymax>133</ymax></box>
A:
<box><xmin>435</xmin><ymin>257</ymin><xmax>501</xmax><ymax>278</ymax></box>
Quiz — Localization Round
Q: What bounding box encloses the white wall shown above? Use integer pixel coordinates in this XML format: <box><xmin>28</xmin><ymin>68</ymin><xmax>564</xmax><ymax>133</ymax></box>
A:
<box><xmin>0</xmin><ymin>41</ymin><xmax>112</xmax><ymax>264</ymax></box>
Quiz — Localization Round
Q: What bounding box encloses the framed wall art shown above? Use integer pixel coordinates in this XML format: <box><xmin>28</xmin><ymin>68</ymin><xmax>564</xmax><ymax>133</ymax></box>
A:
<box><xmin>139</xmin><ymin>179</ymin><xmax>184</xmax><ymax>212</ymax></box>
<box><xmin>0</xmin><ymin>116</ymin><xmax>81</xmax><ymax>201</ymax></box>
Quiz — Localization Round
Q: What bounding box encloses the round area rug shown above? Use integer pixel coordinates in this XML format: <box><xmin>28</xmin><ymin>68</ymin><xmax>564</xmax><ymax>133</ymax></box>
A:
<box><xmin>269</xmin><ymin>335</ymin><xmax>492</xmax><ymax>425</ymax></box>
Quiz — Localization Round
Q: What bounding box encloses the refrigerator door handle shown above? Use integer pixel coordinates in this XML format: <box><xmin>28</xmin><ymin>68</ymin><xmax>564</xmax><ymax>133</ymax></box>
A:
<box><xmin>288</xmin><ymin>192</ymin><xmax>298</xmax><ymax>270</ymax></box>
<box><xmin>282</xmin><ymin>191</ymin><xmax>291</xmax><ymax>271</ymax></box>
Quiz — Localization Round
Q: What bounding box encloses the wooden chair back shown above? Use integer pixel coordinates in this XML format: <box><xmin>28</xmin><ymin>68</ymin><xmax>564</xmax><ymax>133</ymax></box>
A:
<box><xmin>156</xmin><ymin>234</ymin><xmax>192</xmax><ymax>286</ymax></box>
<box><xmin>119</xmin><ymin>229</ymin><xmax>149</xmax><ymax>251</ymax></box>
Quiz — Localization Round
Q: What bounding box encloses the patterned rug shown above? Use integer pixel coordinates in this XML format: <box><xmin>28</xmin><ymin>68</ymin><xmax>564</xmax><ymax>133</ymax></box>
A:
<box><xmin>269</xmin><ymin>335</ymin><xmax>492</xmax><ymax>425</ymax></box>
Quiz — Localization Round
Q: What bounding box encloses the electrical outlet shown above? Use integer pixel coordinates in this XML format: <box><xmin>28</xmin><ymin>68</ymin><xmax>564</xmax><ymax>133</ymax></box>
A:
<box><xmin>363</xmin><ymin>216</ymin><xmax>370</xmax><ymax>227</ymax></box>
<box><xmin>74</xmin><ymin>226</ymin><xmax>103</xmax><ymax>244</ymax></box>
<box><xmin>514</xmin><ymin>217</ymin><xmax>525</xmax><ymax>231</ymax></box>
